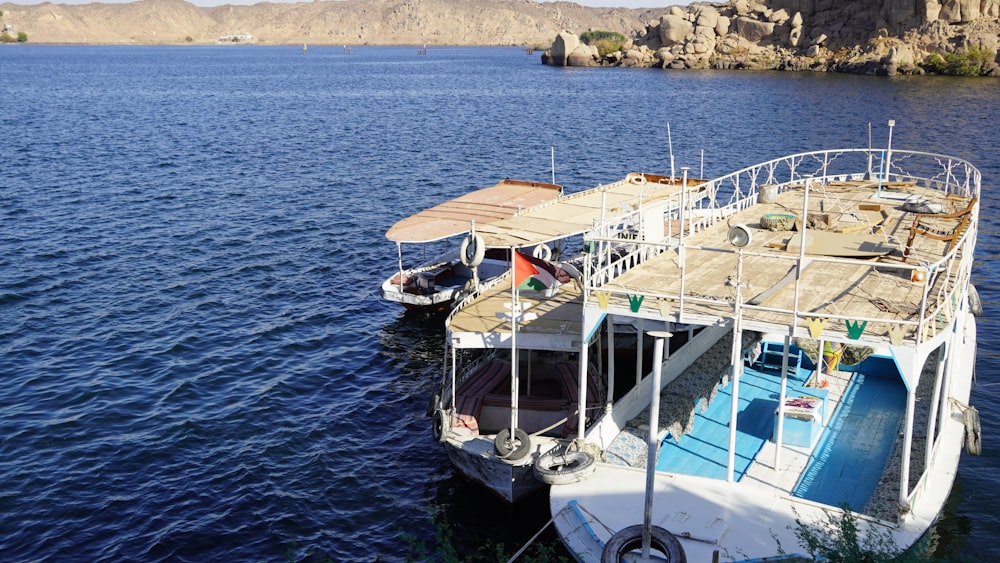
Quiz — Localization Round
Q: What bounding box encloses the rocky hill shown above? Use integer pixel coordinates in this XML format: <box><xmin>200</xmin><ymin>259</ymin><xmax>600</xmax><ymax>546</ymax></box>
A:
<box><xmin>543</xmin><ymin>0</ymin><xmax>1000</xmax><ymax>75</ymax></box>
<box><xmin>2</xmin><ymin>0</ymin><xmax>996</xmax><ymax>76</ymax></box>
<box><xmin>0</xmin><ymin>0</ymin><xmax>655</xmax><ymax>46</ymax></box>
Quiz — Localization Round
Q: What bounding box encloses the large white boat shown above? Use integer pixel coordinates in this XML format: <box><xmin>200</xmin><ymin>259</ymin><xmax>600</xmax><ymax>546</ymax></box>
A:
<box><xmin>381</xmin><ymin>179</ymin><xmax>562</xmax><ymax>314</ymax></box>
<box><xmin>547</xmin><ymin>136</ymin><xmax>983</xmax><ymax>561</ymax></box>
<box><xmin>430</xmin><ymin>172</ymin><xmax>708</xmax><ymax>503</ymax></box>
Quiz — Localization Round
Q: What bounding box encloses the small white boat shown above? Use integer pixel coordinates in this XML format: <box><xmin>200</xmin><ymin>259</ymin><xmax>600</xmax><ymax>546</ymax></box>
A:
<box><xmin>430</xmin><ymin>172</ymin><xmax>708</xmax><ymax>502</ymax></box>
<box><xmin>381</xmin><ymin>179</ymin><xmax>562</xmax><ymax>313</ymax></box>
<box><xmin>547</xmin><ymin>131</ymin><xmax>983</xmax><ymax>561</ymax></box>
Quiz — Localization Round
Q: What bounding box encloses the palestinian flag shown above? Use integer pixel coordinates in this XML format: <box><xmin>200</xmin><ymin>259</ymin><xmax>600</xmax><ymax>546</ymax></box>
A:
<box><xmin>513</xmin><ymin>251</ymin><xmax>559</xmax><ymax>292</ymax></box>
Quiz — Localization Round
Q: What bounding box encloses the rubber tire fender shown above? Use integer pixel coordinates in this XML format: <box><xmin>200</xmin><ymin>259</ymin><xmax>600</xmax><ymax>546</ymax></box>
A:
<box><xmin>533</xmin><ymin>450</ymin><xmax>595</xmax><ymax>485</ymax></box>
<box><xmin>460</xmin><ymin>233</ymin><xmax>485</xmax><ymax>267</ymax></box>
<box><xmin>601</xmin><ymin>524</ymin><xmax>687</xmax><ymax>563</ymax></box>
<box><xmin>432</xmin><ymin>410</ymin><xmax>449</xmax><ymax>443</ymax></box>
<box><xmin>968</xmin><ymin>283</ymin><xmax>983</xmax><ymax>317</ymax></box>
<box><xmin>494</xmin><ymin>427</ymin><xmax>530</xmax><ymax>461</ymax></box>
<box><xmin>965</xmin><ymin>406</ymin><xmax>982</xmax><ymax>456</ymax></box>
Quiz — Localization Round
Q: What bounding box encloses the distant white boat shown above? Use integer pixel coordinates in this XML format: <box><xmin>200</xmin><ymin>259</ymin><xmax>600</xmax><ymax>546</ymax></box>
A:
<box><xmin>547</xmin><ymin>134</ymin><xmax>983</xmax><ymax>561</ymax></box>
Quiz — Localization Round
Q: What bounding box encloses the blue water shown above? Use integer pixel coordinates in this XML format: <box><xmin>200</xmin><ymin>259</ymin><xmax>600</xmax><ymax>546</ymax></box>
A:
<box><xmin>1</xmin><ymin>45</ymin><xmax>998</xmax><ymax>560</ymax></box>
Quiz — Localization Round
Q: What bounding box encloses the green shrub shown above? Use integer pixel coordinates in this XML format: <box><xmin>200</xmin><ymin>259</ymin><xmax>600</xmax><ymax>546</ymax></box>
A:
<box><xmin>0</xmin><ymin>32</ymin><xmax>12</xmax><ymax>43</ymax></box>
<box><xmin>580</xmin><ymin>30</ymin><xmax>627</xmax><ymax>57</ymax></box>
<box><xmin>921</xmin><ymin>47</ymin><xmax>994</xmax><ymax>76</ymax></box>
<box><xmin>791</xmin><ymin>505</ymin><xmax>941</xmax><ymax>562</ymax></box>
<box><xmin>16</xmin><ymin>31</ymin><xmax>27</xmax><ymax>43</ymax></box>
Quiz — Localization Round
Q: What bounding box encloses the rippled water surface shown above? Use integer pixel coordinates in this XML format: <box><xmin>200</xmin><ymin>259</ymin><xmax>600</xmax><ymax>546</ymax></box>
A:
<box><xmin>1</xmin><ymin>46</ymin><xmax>998</xmax><ymax>561</ymax></box>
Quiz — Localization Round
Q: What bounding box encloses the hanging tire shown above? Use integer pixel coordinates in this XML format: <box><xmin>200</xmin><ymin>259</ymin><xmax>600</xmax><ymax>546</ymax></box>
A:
<box><xmin>532</xmin><ymin>243</ymin><xmax>552</xmax><ymax>261</ymax></box>
<box><xmin>965</xmin><ymin>406</ymin><xmax>981</xmax><ymax>456</ymax></box>
<box><xmin>426</xmin><ymin>393</ymin><xmax>439</xmax><ymax>418</ymax></box>
<box><xmin>432</xmin><ymin>410</ymin><xmax>449</xmax><ymax>443</ymax></box>
<box><xmin>494</xmin><ymin>427</ymin><xmax>530</xmax><ymax>461</ymax></box>
<box><xmin>601</xmin><ymin>525</ymin><xmax>686</xmax><ymax>563</ymax></box>
<box><xmin>968</xmin><ymin>283</ymin><xmax>983</xmax><ymax>316</ymax></box>
<box><xmin>460</xmin><ymin>233</ymin><xmax>485</xmax><ymax>267</ymax></box>
<box><xmin>533</xmin><ymin>450</ymin><xmax>595</xmax><ymax>485</ymax></box>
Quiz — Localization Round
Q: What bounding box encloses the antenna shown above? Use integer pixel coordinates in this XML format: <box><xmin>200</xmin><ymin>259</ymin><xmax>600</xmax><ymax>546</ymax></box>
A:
<box><xmin>865</xmin><ymin>122</ymin><xmax>873</xmax><ymax>180</ymax></box>
<box><xmin>667</xmin><ymin>123</ymin><xmax>675</xmax><ymax>179</ymax></box>
<box><xmin>550</xmin><ymin>146</ymin><xmax>555</xmax><ymax>185</ymax></box>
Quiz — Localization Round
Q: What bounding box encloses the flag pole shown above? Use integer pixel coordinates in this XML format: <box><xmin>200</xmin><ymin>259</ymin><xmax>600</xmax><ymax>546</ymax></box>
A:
<box><xmin>509</xmin><ymin>246</ymin><xmax>519</xmax><ymax>437</ymax></box>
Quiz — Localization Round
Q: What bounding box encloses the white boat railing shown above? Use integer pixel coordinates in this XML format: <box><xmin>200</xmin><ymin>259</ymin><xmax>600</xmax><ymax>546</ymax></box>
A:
<box><xmin>582</xmin><ymin>148</ymin><xmax>981</xmax><ymax>347</ymax></box>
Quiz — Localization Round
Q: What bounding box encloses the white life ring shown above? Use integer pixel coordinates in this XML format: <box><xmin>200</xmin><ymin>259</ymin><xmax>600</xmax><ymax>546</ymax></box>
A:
<box><xmin>629</xmin><ymin>174</ymin><xmax>647</xmax><ymax>185</ymax></box>
<box><xmin>532</xmin><ymin>243</ymin><xmax>552</xmax><ymax>261</ymax></box>
<box><xmin>460</xmin><ymin>233</ymin><xmax>485</xmax><ymax>267</ymax></box>
<box><xmin>533</xmin><ymin>450</ymin><xmax>595</xmax><ymax>485</ymax></box>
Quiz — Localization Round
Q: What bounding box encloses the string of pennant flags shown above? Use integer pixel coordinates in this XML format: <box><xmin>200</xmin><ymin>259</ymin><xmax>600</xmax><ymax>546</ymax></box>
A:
<box><xmin>590</xmin><ymin>290</ymin><xmax>932</xmax><ymax>346</ymax></box>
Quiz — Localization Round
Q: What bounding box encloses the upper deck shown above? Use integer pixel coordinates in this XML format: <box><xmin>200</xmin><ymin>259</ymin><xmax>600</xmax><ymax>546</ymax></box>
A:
<box><xmin>583</xmin><ymin>149</ymin><xmax>980</xmax><ymax>354</ymax></box>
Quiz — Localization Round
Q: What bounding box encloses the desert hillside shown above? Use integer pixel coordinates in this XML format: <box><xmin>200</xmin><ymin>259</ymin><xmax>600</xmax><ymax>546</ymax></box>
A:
<box><xmin>0</xmin><ymin>0</ymin><xmax>656</xmax><ymax>45</ymax></box>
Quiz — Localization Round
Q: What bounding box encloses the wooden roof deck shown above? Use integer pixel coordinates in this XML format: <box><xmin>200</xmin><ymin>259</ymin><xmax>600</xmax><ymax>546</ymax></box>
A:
<box><xmin>447</xmin><ymin>275</ymin><xmax>585</xmax><ymax>351</ymax></box>
<box><xmin>384</xmin><ymin>179</ymin><xmax>561</xmax><ymax>243</ymax></box>
<box><xmin>595</xmin><ymin>180</ymin><xmax>977</xmax><ymax>347</ymax></box>
<box><xmin>474</xmin><ymin>173</ymin><xmax>705</xmax><ymax>248</ymax></box>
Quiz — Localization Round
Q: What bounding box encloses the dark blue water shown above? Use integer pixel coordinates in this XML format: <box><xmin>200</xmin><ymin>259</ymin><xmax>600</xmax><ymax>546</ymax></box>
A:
<box><xmin>1</xmin><ymin>45</ymin><xmax>997</xmax><ymax>561</ymax></box>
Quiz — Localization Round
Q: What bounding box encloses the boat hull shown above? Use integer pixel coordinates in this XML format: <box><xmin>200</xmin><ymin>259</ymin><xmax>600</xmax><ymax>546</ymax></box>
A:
<box><xmin>443</xmin><ymin>434</ymin><xmax>555</xmax><ymax>503</ymax></box>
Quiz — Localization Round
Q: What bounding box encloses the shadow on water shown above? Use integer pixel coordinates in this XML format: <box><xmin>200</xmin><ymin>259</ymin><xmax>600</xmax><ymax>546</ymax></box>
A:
<box><xmin>429</xmin><ymin>475</ymin><xmax>570</xmax><ymax>561</ymax></box>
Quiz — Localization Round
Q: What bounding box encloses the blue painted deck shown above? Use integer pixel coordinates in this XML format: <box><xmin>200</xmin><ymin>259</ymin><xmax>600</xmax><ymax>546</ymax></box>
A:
<box><xmin>792</xmin><ymin>362</ymin><xmax>906</xmax><ymax>510</ymax></box>
<box><xmin>654</xmin><ymin>350</ymin><xmax>906</xmax><ymax>512</ymax></box>
<box><xmin>656</xmin><ymin>358</ymin><xmax>816</xmax><ymax>480</ymax></box>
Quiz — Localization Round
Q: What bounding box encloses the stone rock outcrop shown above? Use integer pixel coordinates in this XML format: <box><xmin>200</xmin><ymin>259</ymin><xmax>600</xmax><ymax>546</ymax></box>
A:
<box><xmin>660</xmin><ymin>14</ymin><xmax>694</xmax><ymax>45</ymax></box>
<box><xmin>543</xmin><ymin>0</ymin><xmax>1000</xmax><ymax>76</ymax></box>
<box><xmin>543</xmin><ymin>31</ymin><xmax>580</xmax><ymax>67</ymax></box>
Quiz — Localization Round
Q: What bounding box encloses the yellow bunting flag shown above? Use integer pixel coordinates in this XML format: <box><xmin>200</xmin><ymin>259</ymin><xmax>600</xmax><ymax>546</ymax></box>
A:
<box><xmin>658</xmin><ymin>299</ymin><xmax>671</xmax><ymax>318</ymax></box>
<box><xmin>595</xmin><ymin>291</ymin><xmax>610</xmax><ymax>310</ymax></box>
<box><xmin>888</xmin><ymin>324</ymin><xmax>905</xmax><ymax>346</ymax></box>
<box><xmin>807</xmin><ymin>317</ymin><xmax>828</xmax><ymax>339</ymax></box>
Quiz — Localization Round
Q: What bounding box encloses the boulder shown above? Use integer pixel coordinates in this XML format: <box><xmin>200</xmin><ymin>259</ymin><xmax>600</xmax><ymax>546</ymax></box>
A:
<box><xmin>689</xmin><ymin>33</ymin><xmax>718</xmax><ymax>54</ymax></box>
<box><xmin>790</xmin><ymin>26</ymin><xmax>803</xmax><ymax>47</ymax></box>
<box><xmin>939</xmin><ymin>0</ymin><xmax>982</xmax><ymax>23</ymax></box>
<box><xmin>620</xmin><ymin>48</ymin><xmax>650</xmax><ymax>67</ymax></box>
<box><xmin>882</xmin><ymin>0</ymin><xmax>920</xmax><ymax>26</ymax></box>
<box><xmin>655</xmin><ymin>47</ymin><xmax>676</xmax><ymax>67</ymax></box>
<box><xmin>717</xmin><ymin>15</ymin><xmax>732</xmax><ymax>36</ymax></box>
<box><xmin>694</xmin><ymin>5</ymin><xmax>721</xmax><ymax>29</ymax></box>
<box><xmin>547</xmin><ymin>31</ymin><xmax>580</xmax><ymax>66</ymax></box>
<box><xmin>736</xmin><ymin>16</ymin><xmax>776</xmax><ymax>41</ymax></box>
<box><xmin>925</xmin><ymin>1</ymin><xmax>943</xmax><ymax>21</ymax></box>
<box><xmin>567</xmin><ymin>43</ymin><xmax>599</xmax><ymax>66</ymax></box>
<box><xmin>770</xmin><ymin>8</ymin><xmax>791</xmax><ymax>23</ymax></box>
<box><xmin>659</xmin><ymin>14</ymin><xmax>694</xmax><ymax>45</ymax></box>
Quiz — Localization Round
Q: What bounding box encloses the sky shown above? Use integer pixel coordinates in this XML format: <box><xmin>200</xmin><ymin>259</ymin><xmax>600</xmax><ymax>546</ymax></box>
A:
<box><xmin>19</xmin><ymin>0</ymin><xmax>688</xmax><ymax>7</ymax></box>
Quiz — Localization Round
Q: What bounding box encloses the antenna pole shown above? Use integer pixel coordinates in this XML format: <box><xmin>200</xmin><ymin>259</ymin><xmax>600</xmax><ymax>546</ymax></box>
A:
<box><xmin>667</xmin><ymin>123</ymin><xmax>675</xmax><ymax>179</ymax></box>
<box><xmin>550</xmin><ymin>146</ymin><xmax>555</xmax><ymax>185</ymax></box>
